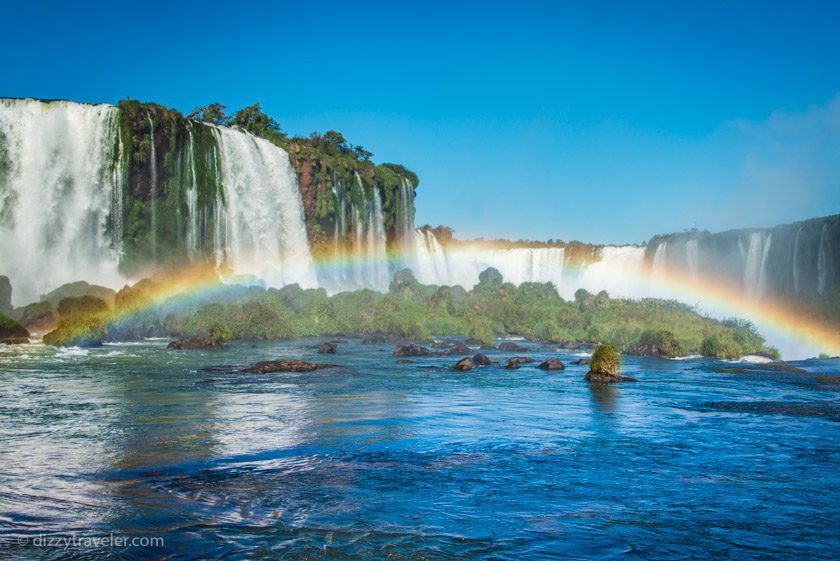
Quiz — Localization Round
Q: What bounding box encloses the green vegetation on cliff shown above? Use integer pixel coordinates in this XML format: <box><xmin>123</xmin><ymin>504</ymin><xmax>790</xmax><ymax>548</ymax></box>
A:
<box><xmin>183</xmin><ymin>102</ymin><xmax>419</xmax><ymax>254</ymax></box>
<box><xmin>114</xmin><ymin>99</ymin><xmax>419</xmax><ymax>267</ymax></box>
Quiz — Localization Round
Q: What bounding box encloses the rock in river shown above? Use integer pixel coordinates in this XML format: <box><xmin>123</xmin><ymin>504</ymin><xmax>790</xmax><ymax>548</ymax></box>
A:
<box><xmin>242</xmin><ymin>360</ymin><xmax>338</xmax><ymax>373</ymax></box>
<box><xmin>537</xmin><ymin>358</ymin><xmax>566</xmax><ymax>371</ymax></box>
<box><xmin>505</xmin><ymin>356</ymin><xmax>535</xmax><ymax>369</ymax></box>
<box><xmin>317</xmin><ymin>342</ymin><xmax>337</xmax><ymax>354</ymax></box>
<box><xmin>472</xmin><ymin>353</ymin><xmax>496</xmax><ymax>366</ymax></box>
<box><xmin>394</xmin><ymin>344</ymin><xmax>433</xmax><ymax>357</ymax></box>
<box><xmin>167</xmin><ymin>338</ymin><xmax>224</xmax><ymax>350</ymax></box>
<box><xmin>454</xmin><ymin>357</ymin><xmax>476</xmax><ymax>371</ymax></box>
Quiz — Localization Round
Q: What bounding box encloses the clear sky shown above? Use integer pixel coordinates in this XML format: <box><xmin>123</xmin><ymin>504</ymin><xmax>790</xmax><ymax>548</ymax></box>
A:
<box><xmin>2</xmin><ymin>0</ymin><xmax>838</xmax><ymax>244</ymax></box>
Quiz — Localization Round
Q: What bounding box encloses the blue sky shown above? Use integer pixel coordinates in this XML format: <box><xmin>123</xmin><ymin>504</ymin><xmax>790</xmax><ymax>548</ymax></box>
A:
<box><xmin>2</xmin><ymin>0</ymin><xmax>839</xmax><ymax>243</ymax></box>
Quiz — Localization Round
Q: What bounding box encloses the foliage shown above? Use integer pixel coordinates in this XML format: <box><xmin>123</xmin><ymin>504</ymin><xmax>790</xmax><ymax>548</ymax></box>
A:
<box><xmin>0</xmin><ymin>312</ymin><xmax>29</xmax><ymax>340</ymax></box>
<box><xmin>114</xmin><ymin>98</ymin><xmax>419</xmax><ymax>265</ymax></box>
<box><xmin>638</xmin><ymin>329</ymin><xmax>684</xmax><ymax>358</ymax></box>
<box><xmin>231</xmin><ymin>103</ymin><xmax>286</xmax><ymax>143</ymax></box>
<box><xmin>43</xmin><ymin>296</ymin><xmax>109</xmax><ymax>347</ymax></box>
<box><xmin>590</xmin><ymin>344</ymin><xmax>622</xmax><ymax>375</ymax></box>
<box><xmin>700</xmin><ymin>333</ymin><xmax>741</xmax><ymax>359</ymax></box>
<box><xmin>97</xmin><ymin>268</ymin><xmax>772</xmax><ymax>360</ymax></box>
<box><xmin>187</xmin><ymin>103</ymin><xmax>230</xmax><ymax>125</ymax></box>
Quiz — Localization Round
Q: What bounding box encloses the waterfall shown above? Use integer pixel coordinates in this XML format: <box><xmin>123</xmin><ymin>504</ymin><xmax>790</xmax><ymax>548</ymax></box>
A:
<box><xmin>411</xmin><ymin>230</ymin><xmax>654</xmax><ymax>299</ymax></box>
<box><xmin>652</xmin><ymin>242</ymin><xmax>668</xmax><ymax>273</ymax></box>
<box><xmin>685</xmin><ymin>239</ymin><xmax>699</xmax><ymax>279</ymax></box>
<box><xmin>743</xmin><ymin>232</ymin><xmax>768</xmax><ymax>298</ymax></box>
<box><xmin>0</xmin><ymin>99</ymin><xmax>124</xmax><ymax>306</ymax></box>
<box><xmin>320</xmin><ymin>172</ymin><xmax>390</xmax><ymax>291</ymax></box>
<box><xmin>793</xmin><ymin>227</ymin><xmax>803</xmax><ymax>294</ymax></box>
<box><xmin>579</xmin><ymin>246</ymin><xmax>647</xmax><ymax>299</ymax></box>
<box><xmin>398</xmin><ymin>177</ymin><xmax>415</xmax><ymax>251</ymax></box>
<box><xmin>413</xmin><ymin>229</ymin><xmax>451</xmax><ymax>285</ymax></box>
<box><xmin>184</xmin><ymin>123</ymin><xmax>199</xmax><ymax>260</ymax></box>
<box><xmin>212</xmin><ymin>125</ymin><xmax>316</xmax><ymax>288</ymax></box>
<box><xmin>147</xmin><ymin>112</ymin><xmax>157</xmax><ymax>260</ymax></box>
<box><xmin>411</xmin><ymin>232</ymin><xmax>568</xmax><ymax>292</ymax></box>
<box><xmin>817</xmin><ymin>224</ymin><xmax>829</xmax><ymax>295</ymax></box>
<box><xmin>758</xmin><ymin>233</ymin><xmax>773</xmax><ymax>297</ymax></box>
<box><xmin>369</xmin><ymin>186</ymin><xmax>389</xmax><ymax>289</ymax></box>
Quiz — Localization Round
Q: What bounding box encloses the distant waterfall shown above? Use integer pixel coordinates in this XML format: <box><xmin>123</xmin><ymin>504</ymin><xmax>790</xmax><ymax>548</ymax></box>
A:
<box><xmin>743</xmin><ymin>232</ymin><xmax>772</xmax><ymax>298</ymax></box>
<box><xmin>793</xmin><ymin>227</ymin><xmax>803</xmax><ymax>294</ymax></box>
<box><xmin>319</xmin><ymin>173</ymin><xmax>390</xmax><ymax>291</ymax></box>
<box><xmin>397</xmin><ymin>177</ymin><xmax>415</xmax><ymax>250</ymax></box>
<box><xmin>212</xmin><ymin>125</ymin><xmax>316</xmax><ymax>288</ymax></box>
<box><xmin>412</xmin><ymin>232</ymin><xmax>575</xmax><ymax>293</ymax></box>
<box><xmin>411</xmin><ymin>231</ymin><xmax>658</xmax><ymax>299</ymax></box>
<box><xmin>368</xmin><ymin>185</ymin><xmax>389</xmax><ymax>288</ymax></box>
<box><xmin>817</xmin><ymin>224</ymin><xmax>830</xmax><ymax>295</ymax></box>
<box><xmin>0</xmin><ymin>99</ymin><xmax>124</xmax><ymax>305</ymax></box>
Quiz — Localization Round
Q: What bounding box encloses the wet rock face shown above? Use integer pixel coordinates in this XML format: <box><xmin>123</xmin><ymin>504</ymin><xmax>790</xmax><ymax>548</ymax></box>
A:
<box><xmin>242</xmin><ymin>360</ymin><xmax>338</xmax><ymax>373</ymax></box>
<box><xmin>472</xmin><ymin>353</ymin><xmax>496</xmax><ymax>366</ymax></box>
<box><xmin>0</xmin><ymin>276</ymin><xmax>11</xmax><ymax>314</ymax></box>
<box><xmin>454</xmin><ymin>357</ymin><xmax>476</xmax><ymax>371</ymax></box>
<box><xmin>167</xmin><ymin>338</ymin><xmax>224</xmax><ymax>350</ymax></box>
<box><xmin>537</xmin><ymin>358</ymin><xmax>566</xmax><ymax>371</ymax></box>
<box><xmin>393</xmin><ymin>344</ymin><xmax>433</xmax><ymax>357</ymax></box>
<box><xmin>317</xmin><ymin>342</ymin><xmax>337</xmax><ymax>354</ymax></box>
<box><xmin>498</xmin><ymin>342</ymin><xmax>528</xmax><ymax>352</ymax></box>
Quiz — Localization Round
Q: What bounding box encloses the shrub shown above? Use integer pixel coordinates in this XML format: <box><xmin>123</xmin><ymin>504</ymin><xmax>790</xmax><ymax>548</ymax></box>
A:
<box><xmin>208</xmin><ymin>322</ymin><xmax>233</xmax><ymax>343</ymax></box>
<box><xmin>590</xmin><ymin>344</ymin><xmax>621</xmax><ymax>375</ymax></box>
<box><xmin>466</xmin><ymin>321</ymin><xmax>495</xmax><ymax>346</ymax></box>
<box><xmin>535</xmin><ymin>320</ymin><xmax>563</xmax><ymax>342</ymax></box>
<box><xmin>700</xmin><ymin>333</ymin><xmax>740</xmax><ymax>359</ymax></box>
<box><xmin>638</xmin><ymin>329</ymin><xmax>684</xmax><ymax>358</ymax></box>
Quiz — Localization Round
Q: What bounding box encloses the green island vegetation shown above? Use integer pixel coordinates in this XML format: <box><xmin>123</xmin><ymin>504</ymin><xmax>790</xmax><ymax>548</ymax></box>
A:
<box><xmin>24</xmin><ymin>268</ymin><xmax>778</xmax><ymax>359</ymax></box>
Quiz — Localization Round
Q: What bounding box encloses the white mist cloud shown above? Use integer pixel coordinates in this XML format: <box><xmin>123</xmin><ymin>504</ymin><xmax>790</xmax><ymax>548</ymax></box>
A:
<box><xmin>711</xmin><ymin>94</ymin><xmax>840</xmax><ymax>227</ymax></box>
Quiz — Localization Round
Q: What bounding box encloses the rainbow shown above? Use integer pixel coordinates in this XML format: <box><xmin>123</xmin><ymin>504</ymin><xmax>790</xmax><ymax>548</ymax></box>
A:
<box><xmin>104</xmin><ymin>245</ymin><xmax>840</xmax><ymax>360</ymax></box>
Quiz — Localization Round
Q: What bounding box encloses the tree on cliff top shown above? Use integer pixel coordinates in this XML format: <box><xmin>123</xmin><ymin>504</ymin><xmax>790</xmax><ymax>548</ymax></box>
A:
<box><xmin>231</xmin><ymin>103</ymin><xmax>286</xmax><ymax>142</ymax></box>
<box><xmin>187</xmin><ymin>103</ymin><xmax>230</xmax><ymax>126</ymax></box>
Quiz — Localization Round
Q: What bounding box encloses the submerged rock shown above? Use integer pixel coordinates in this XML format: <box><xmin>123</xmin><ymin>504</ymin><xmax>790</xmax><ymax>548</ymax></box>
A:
<box><xmin>454</xmin><ymin>357</ymin><xmax>476</xmax><ymax>371</ymax></box>
<box><xmin>499</xmin><ymin>342</ymin><xmax>528</xmax><ymax>352</ymax></box>
<box><xmin>472</xmin><ymin>353</ymin><xmax>496</xmax><ymax>366</ymax></box>
<box><xmin>394</xmin><ymin>344</ymin><xmax>433</xmax><ymax>357</ymax></box>
<box><xmin>572</xmin><ymin>358</ymin><xmax>590</xmax><ymax>365</ymax></box>
<box><xmin>537</xmin><ymin>358</ymin><xmax>566</xmax><ymax>371</ymax></box>
<box><xmin>505</xmin><ymin>356</ymin><xmax>535</xmax><ymax>369</ymax></box>
<box><xmin>627</xmin><ymin>342</ymin><xmax>663</xmax><ymax>358</ymax></box>
<box><xmin>362</xmin><ymin>334</ymin><xmax>392</xmax><ymax>344</ymax></box>
<box><xmin>242</xmin><ymin>360</ymin><xmax>338</xmax><ymax>373</ymax></box>
<box><xmin>0</xmin><ymin>312</ymin><xmax>29</xmax><ymax>344</ymax></box>
<box><xmin>167</xmin><ymin>338</ymin><xmax>224</xmax><ymax>350</ymax></box>
<box><xmin>442</xmin><ymin>341</ymin><xmax>472</xmax><ymax>356</ymax></box>
<box><xmin>317</xmin><ymin>342</ymin><xmax>337</xmax><ymax>354</ymax></box>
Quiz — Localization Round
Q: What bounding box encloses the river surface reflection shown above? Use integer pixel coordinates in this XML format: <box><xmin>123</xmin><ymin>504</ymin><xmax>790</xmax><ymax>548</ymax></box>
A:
<box><xmin>0</xmin><ymin>339</ymin><xmax>838</xmax><ymax>559</ymax></box>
